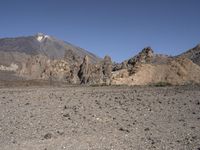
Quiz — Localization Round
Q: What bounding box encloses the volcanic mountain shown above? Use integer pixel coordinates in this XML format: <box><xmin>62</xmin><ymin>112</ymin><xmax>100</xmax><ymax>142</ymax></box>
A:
<box><xmin>0</xmin><ymin>33</ymin><xmax>100</xmax><ymax>66</ymax></box>
<box><xmin>0</xmin><ymin>33</ymin><xmax>101</xmax><ymax>82</ymax></box>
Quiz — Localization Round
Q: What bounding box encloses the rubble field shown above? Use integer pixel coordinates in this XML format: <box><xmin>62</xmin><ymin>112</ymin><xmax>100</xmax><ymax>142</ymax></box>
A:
<box><xmin>0</xmin><ymin>84</ymin><xmax>200</xmax><ymax>150</ymax></box>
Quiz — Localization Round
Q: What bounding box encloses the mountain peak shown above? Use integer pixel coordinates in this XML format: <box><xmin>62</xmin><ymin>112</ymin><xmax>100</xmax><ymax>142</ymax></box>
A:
<box><xmin>35</xmin><ymin>33</ymin><xmax>50</xmax><ymax>42</ymax></box>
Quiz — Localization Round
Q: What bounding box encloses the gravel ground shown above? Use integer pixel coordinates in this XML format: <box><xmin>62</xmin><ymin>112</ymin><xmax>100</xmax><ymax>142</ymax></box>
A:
<box><xmin>0</xmin><ymin>85</ymin><xmax>200</xmax><ymax>150</ymax></box>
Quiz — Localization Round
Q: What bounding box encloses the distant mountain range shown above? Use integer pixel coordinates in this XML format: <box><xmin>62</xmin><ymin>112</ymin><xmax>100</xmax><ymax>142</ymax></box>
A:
<box><xmin>0</xmin><ymin>33</ymin><xmax>200</xmax><ymax>85</ymax></box>
<box><xmin>0</xmin><ymin>33</ymin><xmax>199</xmax><ymax>66</ymax></box>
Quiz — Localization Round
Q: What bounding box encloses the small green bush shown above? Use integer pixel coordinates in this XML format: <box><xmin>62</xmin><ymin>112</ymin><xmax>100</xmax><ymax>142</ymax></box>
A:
<box><xmin>152</xmin><ymin>82</ymin><xmax>172</xmax><ymax>87</ymax></box>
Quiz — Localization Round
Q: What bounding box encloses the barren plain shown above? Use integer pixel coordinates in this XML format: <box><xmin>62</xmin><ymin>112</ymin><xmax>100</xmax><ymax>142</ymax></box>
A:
<box><xmin>0</xmin><ymin>83</ymin><xmax>200</xmax><ymax>150</ymax></box>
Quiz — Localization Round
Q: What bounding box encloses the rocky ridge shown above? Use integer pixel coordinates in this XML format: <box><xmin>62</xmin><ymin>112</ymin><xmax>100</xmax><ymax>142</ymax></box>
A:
<box><xmin>1</xmin><ymin>34</ymin><xmax>200</xmax><ymax>85</ymax></box>
<box><xmin>112</xmin><ymin>47</ymin><xmax>200</xmax><ymax>85</ymax></box>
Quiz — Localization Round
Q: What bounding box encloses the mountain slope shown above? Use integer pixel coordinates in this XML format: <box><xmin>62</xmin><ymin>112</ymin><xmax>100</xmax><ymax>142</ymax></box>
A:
<box><xmin>179</xmin><ymin>44</ymin><xmax>200</xmax><ymax>66</ymax></box>
<box><xmin>0</xmin><ymin>33</ymin><xmax>100</xmax><ymax>64</ymax></box>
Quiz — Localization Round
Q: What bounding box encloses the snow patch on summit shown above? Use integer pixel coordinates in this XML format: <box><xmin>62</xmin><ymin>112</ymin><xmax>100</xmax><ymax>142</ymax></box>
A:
<box><xmin>37</xmin><ymin>36</ymin><xmax>43</xmax><ymax>42</ymax></box>
<box><xmin>36</xmin><ymin>33</ymin><xmax>50</xmax><ymax>42</ymax></box>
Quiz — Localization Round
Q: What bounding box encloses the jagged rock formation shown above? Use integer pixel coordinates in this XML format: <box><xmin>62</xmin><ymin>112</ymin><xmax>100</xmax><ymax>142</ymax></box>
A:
<box><xmin>112</xmin><ymin>62</ymin><xmax>122</xmax><ymax>71</ymax></box>
<box><xmin>127</xmin><ymin>47</ymin><xmax>154</xmax><ymax>67</ymax></box>
<box><xmin>77</xmin><ymin>55</ymin><xmax>112</xmax><ymax>85</ymax></box>
<box><xmin>49</xmin><ymin>60</ymin><xmax>71</xmax><ymax>81</ymax></box>
<box><xmin>121</xmin><ymin>61</ymin><xmax>127</xmax><ymax>69</ymax></box>
<box><xmin>111</xmin><ymin>46</ymin><xmax>200</xmax><ymax>86</ymax></box>
<box><xmin>87</xmin><ymin>64</ymin><xmax>103</xmax><ymax>85</ymax></box>
<box><xmin>1</xmin><ymin>33</ymin><xmax>200</xmax><ymax>86</ymax></box>
<box><xmin>2</xmin><ymin>52</ymin><xmax>112</xmax><ymax>85</ymax></box>
<box><xmin>102</xmin><ymin>56</ymin><xmax>112</xmax><ymax>85</ymax></box>
<box><xmin>69</xmin><ymin>63</ymin><xmax>80</xmax><ymax>84</ymax></box>
<box><xmin>78</xmin><ymin>56</ymin><xmax>90</xmax><ymax>84</ymax></box>
<box><xmin>19</xmin><ymin>55</ymin><xmax>79</xmax><ymax>83</ymax></box>
<box><xmin>19</xmin><ymin>55</ymin><xmax>49</xmax><ymax>79</ymax></box>
<box><xmin>112</xmin><ymin>57</ymin><xmax>200</xmax><ymax>86</ymax></box>
<box><xmin>113</xmin><ymin>47</ymin><xmax>155</xmax><ymax>72</ymax></box>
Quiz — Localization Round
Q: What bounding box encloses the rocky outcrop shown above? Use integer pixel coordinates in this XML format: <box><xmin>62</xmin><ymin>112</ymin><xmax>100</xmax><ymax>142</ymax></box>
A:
<box><xmin>15</xmin><ymin>54</ymin><xmax>111</xmax><ymax>85</ymax></box>
<box><xmin>77</xmin><ymin>55</ymin><xmax>112</xmax><ymax>85</ymax></box>
<box><xmin>49</xmin><ymin>60</ymin><xmax>71</xmax><ymax>81</ymax></box>
<box><xmin>113</xmin><ymin>47</ymin><xmax>154</xmax><ymax>72</ymax></box>
<box><xmin>18</xmin><ymin>55</ymin><xmax>73</xmax><ymax>82</ymax></box>
<box><xmin>112</xmin><ymin>62</ymin><xmax>122</xmax><ymax>71</ymax></box>
<box><xmin>127</xmin><ymin>47</ymin><xmax>154</xmax><ymax>67</ymax></box>
<box><xmin>111</xmin><ymin>46</ymin><xmax>200</xmax><ymax>86</ymax></box>
<box><xmin>78</xmin><ymin>56</ymin><xmax>90</xmax><ymax>84</ymax></box>
<box><xmin>87</xmin><ymin>64</ymin><xmax>103</xmax><ymax>85</ymax></box>
<box><xmin>18</xmin><ymin>55</ymin><xmax>48</xmax><ymax>79</ymax></box>
<box><xmin>112</xmin><ymin>57</ymin><xmax>200</xmax><ymax>85</ymax></box>
<box><xmin>69</xmin><ymin>63</ymin><xmax>80</xmax><ymax>84</ymax></box>
<box><xmin>102</xmin><ymin>56</ymin><xmax>112</xmax><ymax>85</ymax></box>
<box><xmin>121</xmin><ymin>61</ymin><xmax>127</xmax><ymax>69</ymax></box>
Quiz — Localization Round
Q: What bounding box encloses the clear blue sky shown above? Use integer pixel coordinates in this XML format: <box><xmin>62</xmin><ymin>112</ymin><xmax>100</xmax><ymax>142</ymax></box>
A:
<box><xmin>0</xmin><ymin>0</ymin><xmax>200</xmax><ymax>62</ymax></box>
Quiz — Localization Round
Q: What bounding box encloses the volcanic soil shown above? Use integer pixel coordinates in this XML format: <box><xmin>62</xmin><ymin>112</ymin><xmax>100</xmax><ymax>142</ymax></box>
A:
<box><xmin>0</xmin><ymin>84</ymin><xmax>200</xmax><ymax>150</ymax></box>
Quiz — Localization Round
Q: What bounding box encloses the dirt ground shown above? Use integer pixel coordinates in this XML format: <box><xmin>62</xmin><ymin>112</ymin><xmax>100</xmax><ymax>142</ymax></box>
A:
<box><xmin>0</xmin><ymin>84</ymin><xmax>200</xmax><ymax>150</ymax></box>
